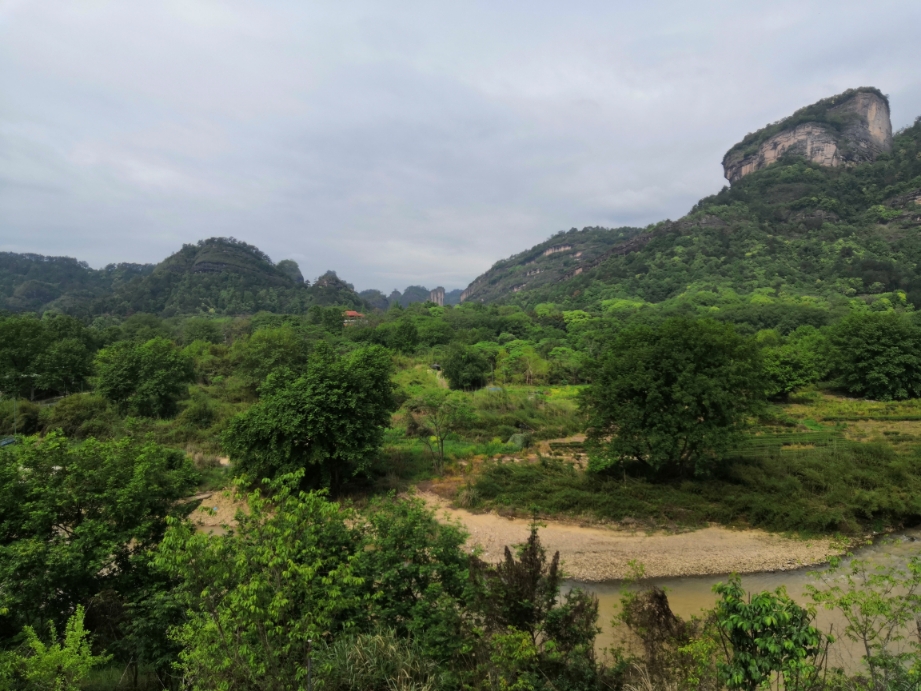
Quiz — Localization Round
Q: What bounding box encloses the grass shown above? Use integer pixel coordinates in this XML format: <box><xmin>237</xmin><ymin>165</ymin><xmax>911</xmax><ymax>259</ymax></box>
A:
<box><xmin>81</xmin><ymin>664</ymin><xmax>163</xmax><ymax>690</ymax></box>
<box><xmin>472</xmin><ymin>440</ymin><xmax>921</xmax><ymax>535</ymax></box>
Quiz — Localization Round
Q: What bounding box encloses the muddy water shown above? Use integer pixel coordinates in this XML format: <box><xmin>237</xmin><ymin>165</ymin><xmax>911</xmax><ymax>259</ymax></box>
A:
<box><xmin>571</xmin><ymin>530</ymin><xmax>921</xmax><ymax>670</ymax></box>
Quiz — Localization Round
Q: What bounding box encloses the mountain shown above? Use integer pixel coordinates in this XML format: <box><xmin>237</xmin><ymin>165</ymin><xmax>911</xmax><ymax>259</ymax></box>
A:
<box><xmin>461</xmin><ymin>88</ymin><xmax>921</xmax><ymax>315</ymax></box>
<box><xmin>723</xmin><ymin>87</ymin><xmax>892</xmax><ymax>183</ymax></box>
<box><xmin>0</xmin><ymin>252</ymin><xmax>153</xmax><ymax>316</ymax></box>
<box><xmin>360</xmin><ymin>285</ymin><xmax>464</xmax><ymax>310</ymax></box>
<box><xmin>457</xmin><ymin>226</ymin><xmax>642</xmax><ymax>304</ymax></box>
<box><xmin>1</xmin><ymin>238</ymin><xmax>365</xmax><ymax>317</ymax></box>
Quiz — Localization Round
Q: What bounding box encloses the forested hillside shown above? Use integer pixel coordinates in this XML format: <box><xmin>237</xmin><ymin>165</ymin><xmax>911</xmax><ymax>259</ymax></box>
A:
<box><xmin>470</xmin><ymin>108</ymin><xmax>921</xmax><ymax>315</ymax></box>
<box><xmin>458</xmin><ymin>225</ymin><xmax>642</xmax><ymax>303</ymax></box>
<box><xmin>0</xmin><ymin>238</ymin><xmax>366</xmax><ymax>317</ymax></box>
<box><xmin>0</xmin><ymin>252</ymin><xmax>153</xmax><ymax>316</ymax></box>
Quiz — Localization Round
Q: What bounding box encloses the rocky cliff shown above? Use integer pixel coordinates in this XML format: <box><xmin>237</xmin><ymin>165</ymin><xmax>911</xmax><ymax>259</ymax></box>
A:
<box><xmin>723</xmin><ymin>88</ymin><xmax>892</xmax><ymax>184</ymax></box>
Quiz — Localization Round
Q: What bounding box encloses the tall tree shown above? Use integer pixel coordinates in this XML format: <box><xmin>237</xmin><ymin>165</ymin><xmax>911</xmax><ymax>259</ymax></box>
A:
<box><xmin>223</xmin><ymin>343</ymin><xmax>394</xmax><ymax>488</ymax></box>
<box><xmin>0</xmin><ymin>433</ymin><xmax>198</xmax><ymax>643</ymax></box>
<box><xmin>829</xmin><ymin>311</ymin><xmax>921</xmax><ymax>400</ymax></box>
<box><xmin>95</xmin><ymin>337</ymin><xmax>194</xmax><ymax>417</ymax></box>
<box><xmin>582</xmin><ymin>318</ymin><xmax>764</xmax><ymax>478</ymax></box>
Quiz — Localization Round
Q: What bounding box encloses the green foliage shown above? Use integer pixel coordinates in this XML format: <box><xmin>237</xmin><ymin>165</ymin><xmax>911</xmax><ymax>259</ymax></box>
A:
<box><xmin>316</xmin><ymin>630</ymin><xmax>439</xmax><ymax>691</ymax></box>
<box><xmin>95</xmin><ymin>337</ymin><xmax>194</xmax><ymax>417</ymax></box>
<box><xmin>40</xmin><ymin>394</ymin><xmax>117</xmax><ymax>439</ymax></box>
<box><xmin>808</xmin><ymin>554</ymin><xmax>921</xmax><ymax>689</ymax></box>
<box><xmin>473</xmin><ymin>440</ymin><xmax>921</xmax><ymax>535</ymax></box>
<box><xmin>582</xmin><ymin>318</ymin><xmax>765</xmax><ymax>478</ymax></box>
<box><xmin>231</xmin><ymin>325</ymin><xmax>311</xmax><ymax>388</ymax></box>
<box><xmin>353</xmin><ymin>495</ymin><xmax>470</xmax><ymax>661</ymax></box>
<box><xmin>0</xmin><ymin>398</ymin><xmax>41</xmax><ymax>435</ymax></box>
<box><xmin>470</xmin><ymin>526</ymin><xmax>601</xmax><ymax>691</ymax></box>
<box><xmin>390</xmin><ymin>320</ymin><xmax>420</xmax><ymax>354</ymax></box>
<box><xmin>0</xmin><ymin>606</ymin><xmax>110</xmax><ymax>691</ymax></box>
<box><xmin>758</xmin><ymin>326</ymin><xmax>829</xmax><ymax>400</ymax></box>
<box><xmin>829</xmin><ymin>311</ymin><xmax>921</xmax><ymax>400</ymax></box>
<box><xmin>408</xmin><ymin>391</ymin><xmax>478</xmax><ymax>472</ymax></box>
<box><xmin>181</xmin><ymin>317</ymin><xmax>222</xmax><ymax>344</ymax></box>
<box><xmin>442</xmin><ymin>343</ymin><xmax>490</xmax><ymax>391</ymax></box>
<box><xmin>223</xmin><ymin>343</ymin><xmax>394</xmax><ymax>487</ymax></box>
<box><xmin>713</xmin><ymin>576</ymin><xmax>825</xmax><ymax>690</ymax></box>
<box><xmin>157</xmin><ymin>477</ymin><xmax>364</xmax><ymax>691</ymax></box>
<box><xmin>0</xmin><ymin>432</ymin><xmax>198</xmax><ymax>643</ymax></box>
<box><xmin>0</xmin><ymin>314</ymin><xmax>98</xmax><ymax>398</ymax></box>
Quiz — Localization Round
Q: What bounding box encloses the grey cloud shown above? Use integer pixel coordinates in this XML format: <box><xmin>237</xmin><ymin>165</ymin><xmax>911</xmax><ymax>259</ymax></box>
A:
<box><xmin>1</xmin><ymin>0</ymin><xmax>920</xmax><ymax>293</ymax></box>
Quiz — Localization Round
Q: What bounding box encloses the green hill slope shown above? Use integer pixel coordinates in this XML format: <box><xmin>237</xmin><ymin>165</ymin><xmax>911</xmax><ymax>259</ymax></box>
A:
<box><xmin>458</xmin><ymin>225</ymin><xmax>642</xmax><ymax>304</ymax></box>
<box><xmin>0</xmin><ymin>238</ymin><xmax>366</xmax><ymax>317</ymax></box>
<box><xmin>97</xmin><ymin>238</ymin><xmax>365</xmax><ymax>316</ymax></box>
<box><xmin>0</xmin><ymin>252</ymin><xmax>153</xmax><ymax>316</ymax></box>
<box><xmin>479</xmin><ymin>101</ymin><xmax>921</xmax><ymax>317</ymax></box>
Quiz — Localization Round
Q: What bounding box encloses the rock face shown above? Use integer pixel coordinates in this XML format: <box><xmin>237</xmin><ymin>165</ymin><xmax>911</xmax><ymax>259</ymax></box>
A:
<box><xmin>428</xmin><ymin>286</ymin><xmax>445</xmax><ymax>306</ymax></box>
<box><xmin>723</xmin><ymin>88</ymin><xmax>892</xmax><ymax>184</ymax></box>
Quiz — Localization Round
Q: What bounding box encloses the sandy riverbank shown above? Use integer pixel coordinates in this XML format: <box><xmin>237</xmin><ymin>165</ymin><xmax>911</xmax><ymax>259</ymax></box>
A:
<box><xmin>186</xmin><ymin>487</ymin><xmax>843</xmax><ymax>581</ymax></box>
<box><xmin>418</xmin><ymin>492</ymin><xmax>842</xmax><ymax>581</ymax></box>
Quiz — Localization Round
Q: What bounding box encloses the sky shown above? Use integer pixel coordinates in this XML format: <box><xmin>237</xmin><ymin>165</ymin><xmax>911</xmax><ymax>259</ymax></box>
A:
<box><xmin>2</xmin><ymin>1</ymin><xmax>921</xmax><ymax>293</ymax></box>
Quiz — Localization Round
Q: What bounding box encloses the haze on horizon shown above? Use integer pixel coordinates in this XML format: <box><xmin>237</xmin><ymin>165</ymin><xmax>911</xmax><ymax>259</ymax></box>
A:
<box><xmin>2</xmin><ymin>1</ymin><xmax>921</xmax><ymax>294</ymax></box>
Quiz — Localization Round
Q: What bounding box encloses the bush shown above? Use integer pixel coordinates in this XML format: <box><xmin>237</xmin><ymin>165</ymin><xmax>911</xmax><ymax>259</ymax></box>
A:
<box><xmin>42</xmin><ymin>394</ymin><xmax>116</xmax><ymax>439</ymax></box>
<box><xmin>442</xmin><ymin>344</ymin><xmax>490</xmax><ymax>391</ymax></box>
<box><xmin>95</xmin><ymin>338</ymin><xmax>194</xmax><ymax>418</ymax></box>
<box><xmin>0</xmin><ymin>399</ymin><xmax>41</xmax><ymax>435</ymax></box>
<box><xmin>317</xmin><ymin>630</ymin><xmax>439</xmax><ymax>691</ymax></box>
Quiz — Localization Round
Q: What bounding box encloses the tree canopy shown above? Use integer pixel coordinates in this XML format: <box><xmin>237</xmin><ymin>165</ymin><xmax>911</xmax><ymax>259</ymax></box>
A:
<box><xmin>582</xmin><ymin>318</ymin><xmax>765</xmax><ymax>478</ymax></box>
<box><xmin>223</xmin><ymin>343</ymin><xmax>395</xmax><ymax>487</ymax></box>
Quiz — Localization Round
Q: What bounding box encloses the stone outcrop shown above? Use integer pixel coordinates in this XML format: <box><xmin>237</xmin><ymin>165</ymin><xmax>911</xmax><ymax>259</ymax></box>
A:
<box><xmin>723</xmin><ymin>88</ymin><xmax>892</xmax><ymax>184</ymax></box>
<box><xmin>428</xmin><ymin>286</ymin><xmax>445</xmax><ymax>306</ymax></box>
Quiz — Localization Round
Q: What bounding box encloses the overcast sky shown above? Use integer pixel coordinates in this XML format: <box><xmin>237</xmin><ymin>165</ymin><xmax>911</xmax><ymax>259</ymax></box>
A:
<box><xmin>2</xmin><ymin>1</ymin><xmax>920</xmax><ymax>293</ymax></box>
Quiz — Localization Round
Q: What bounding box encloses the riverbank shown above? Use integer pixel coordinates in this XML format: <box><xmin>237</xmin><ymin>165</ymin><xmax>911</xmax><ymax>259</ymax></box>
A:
<box><xmin>418</xmin><ymin>491</ymin><xmax>843</xmax><ymax>581</ymax></box>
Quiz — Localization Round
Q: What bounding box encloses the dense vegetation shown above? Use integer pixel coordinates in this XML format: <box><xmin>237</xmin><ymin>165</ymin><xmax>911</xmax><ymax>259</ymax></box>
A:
<box><xmin>6</xmin><ymin>97</ymin><xmax>921</xmax><ymax>690</ymax></box>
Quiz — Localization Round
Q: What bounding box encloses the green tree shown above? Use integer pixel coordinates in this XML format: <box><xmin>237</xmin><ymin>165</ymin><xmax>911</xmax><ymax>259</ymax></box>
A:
<box><xmin>829</xmin><ymin>311</ymin><xmax>921</xmax><ymax>400</ymax></box>
<box><xmin>408</xmin><ymin>391</ymin><xmax>476</xmax><ymax>473</ymax></box>
<box><xmin>470</xmin><ymin>526</ymin><xmax>601</xmax><ymax>690</ymax></box>
<box><xmin>231</xmin><ymin>325</ymin><xmax>310</xmax><ymax>388</ymax></box>
<box><xmin>714</xmin><ymin>576</ymin><xmax>825</xmax><ymax>691</ymax></box>
<box><xmin>0</xmin><ymin>606</ymin><xmax>110</xmax><ymax>691</ymax></box>
<box><xmin>34</xmin><ymin>337</ymin><xmax>93</xmax><ymax>395</ymax></box>
<box><xmin>181</xmin><ymin>317</ymin><xmax>222</xmax><ymax>345</ymax></box>
<box><xmin>353</xmin><ymin>496</ymin><xmax>470</xmax><ymax>661</ymax></box>
<box><xmin>95</xmin><ymin>337</ymin><xmax>194</xmax><ymax>417</ymax></box>
<box><xmin>442</xmin><ymin>343</ymin><xmax>490</xmax><ymax>391</ymax></box>
<box><xmin>389</xmin><ymin>319</ymin><xmax>419</xmax><ymax>354</ymax></box>
<box><xmin>808</xmin><ymin>555</ymin><xmax>921</xmax><ymax>689</ymax></box>
<box><xmin>582</xmin><ymin>318</ymin><xmax>764</xmax><ymax>478</ymax></box>
<box><xmin>0</xmin><ymin>432</ymin><xmax>198</xmax><ymax>643</ymax></box>
<box><xmin>156</xmin><ymin>476</ymin><xmax>365</xmax><ymax>691</ymax></box>
<box><xmin>495</xmin><ymin>341</ymin><xmax>549</xmax><ymax>385</ymax></box>
<box><xmin>223</xmin><ymin>343</ymin><xmax>394</xmax><ymax>488</ymax></box>
<box><xmin>0</xmin><ymin>315</ymin><xmax>49</xmax><ymax>398</ymax></box>
<box><xmin>759</xmin><ymin>327</ymin><xmax>828</xmax><ymax>400</ymax></box>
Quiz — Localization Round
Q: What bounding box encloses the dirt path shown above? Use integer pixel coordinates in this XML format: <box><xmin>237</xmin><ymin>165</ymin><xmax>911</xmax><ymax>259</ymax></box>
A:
<box><xmin>418</xmin><ymin>492</ymin><xmax>841</xmax><ymax>582</ymax></box>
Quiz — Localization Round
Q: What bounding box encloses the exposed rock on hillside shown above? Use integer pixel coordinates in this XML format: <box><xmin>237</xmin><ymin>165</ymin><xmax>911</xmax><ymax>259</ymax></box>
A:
<box><xmin>723</xmin><ymin>88</ymin><xmax>892</xmax><ymax>184</ymax></box>
<box><xmin>458</xmin><ymin>226</ymin><xmax>641</xmax><ymax>304</ymax></box>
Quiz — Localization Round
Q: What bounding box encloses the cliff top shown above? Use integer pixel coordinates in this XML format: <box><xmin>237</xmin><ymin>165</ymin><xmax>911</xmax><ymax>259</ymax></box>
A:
<box><xmin>723</xmin><ymin>87</ymin><xmax>888</xmax><ymax>165</ymax></box>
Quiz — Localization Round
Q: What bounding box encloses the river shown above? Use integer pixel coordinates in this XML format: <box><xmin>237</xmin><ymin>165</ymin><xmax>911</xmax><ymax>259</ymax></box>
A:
<box><xmin>572</xmin><ymin>529</ymin><xmax>921</xmax><ymax>671</ymax></box>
